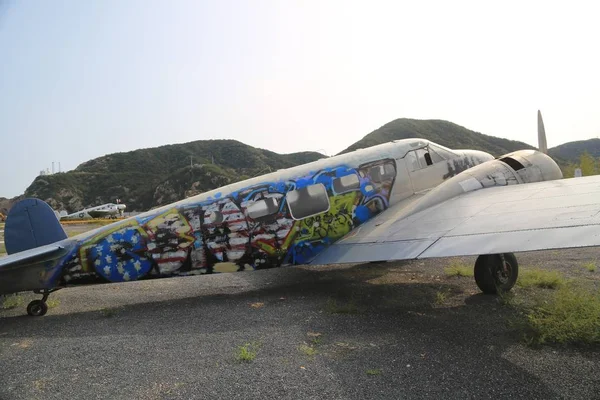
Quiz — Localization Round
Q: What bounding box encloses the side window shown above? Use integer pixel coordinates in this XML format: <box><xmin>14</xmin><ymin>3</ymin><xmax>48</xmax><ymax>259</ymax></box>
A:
<box><xmin>333</xmin><ymin>174</ymin><xmax>360</xmax><ymax>194</ymax></box>
<box><xmin>405</xmin><ymin>151</ymin><xmax>420</xmax><ymax>171</ymax></box>
<box><xmin>247</xmin><ymin>197</ymin><xmax>279</xmax><ymax>219</ymax></box>
<box><xmin>414</xmin><ymin>148</ymin><xmax>432</xmax><ymax>168</ymax></box>
<box><xmin>427</xmin><ymin>147</ymin><xmax>445</xmax><ymax>163</ymax></box>
<box><xmin>429</xmin><ymin>144</ymin><xmax>456</xmax><ymax>160</ymax></box>
<box><xmin>207</xmin><ymin>210</ymin><xmax>223</xmax><ymax>224</ymax></box>
<box><xmin>287</xmin><ymin>183</ymin><xmax>330</xmax><ymax>220</ymax></box>
<box><xmin>369</xmin><ymin>163</ymin><xmax>396</xmax><ymax>183</ymax></box>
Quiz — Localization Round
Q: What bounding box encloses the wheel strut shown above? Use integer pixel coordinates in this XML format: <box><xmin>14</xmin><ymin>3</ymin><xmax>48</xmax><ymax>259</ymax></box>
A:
<box><xmin>26</xmin><ymin>288</ymin><xmax>61</xmax><ymax>317</ymax></box>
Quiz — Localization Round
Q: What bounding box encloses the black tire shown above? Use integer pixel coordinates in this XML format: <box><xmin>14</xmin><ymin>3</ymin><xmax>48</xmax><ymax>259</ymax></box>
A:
<box><xmin>27</xmin><ymin>300</ymin><xmax>48</xmax><ymax>317</ymax></box>
<box><xmin>474</xmin><ymin>253</ymin><xmax>519</xmax><ymax>294</ymax></box>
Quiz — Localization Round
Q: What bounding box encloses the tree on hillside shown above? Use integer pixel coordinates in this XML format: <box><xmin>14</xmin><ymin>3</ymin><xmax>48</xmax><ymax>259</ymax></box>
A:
<box><xmin>579</xmin><ymin>151</ymin><xmax>597</xmax><ymax>176</ymax></box>
<box><xmin>562</xmin><ymin>151</ymin><xmax>599</xmax><ymax>177</ymax></box>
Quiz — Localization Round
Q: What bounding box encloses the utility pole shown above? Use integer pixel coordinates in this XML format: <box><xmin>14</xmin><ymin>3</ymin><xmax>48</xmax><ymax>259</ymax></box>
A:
<box><xmin>52</xmin><ymin>162</ymin><xmax>55</xmax><ymax>174</ymax></box>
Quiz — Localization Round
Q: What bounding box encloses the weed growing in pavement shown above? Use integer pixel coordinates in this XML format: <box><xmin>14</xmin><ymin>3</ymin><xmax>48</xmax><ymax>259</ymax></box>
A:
<box><xmin>1</xmin><ymin>294</ymin><xmax>23</xmax><ymax>310</ymax></box>
<box><xmin>435</xmin><ymin>290</ymin><xmax>448</xmax><ymax>305</ymax></box>
<box><xmin>325</xmin><ymin>297</ymin><xmax>360</xmax><ymax>314</ymax></box>
<box><xmin>366</xmin><ymin>369</ymin><xmax>382</xmax><ymax>375</ymax></box>
<box><xmin>46</xmin><ymin>299</ymin><xmax>60</xmax><ymax>309</ymax></box>
<box><xmin>236</xmin><ymin>342</ymin><xmax>260</xmax><ymax>362</ymax></box>
<box><xmin>444</xmin><ymin>260</ymin><xmax>473</xmax><ymax>277</ymax></box>
<box><xmin>582</xmin><ymin>262</ymin><xmax>597</xmax><ymax>272</ymax></box>
<box><xmin>517</xmin><ymin>269</ymin><xmax>564</xmax><ymax>289</ymax></box>
<box><xmin>521</xmin><ymin>283</ymin><xmax>600</xmax><ymax>346</ymax></box>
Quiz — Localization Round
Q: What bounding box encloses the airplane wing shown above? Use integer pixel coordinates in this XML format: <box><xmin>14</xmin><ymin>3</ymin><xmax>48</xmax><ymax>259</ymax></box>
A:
<box><xmin>312</xmin><ymin>176</ymin><xmax>600</xmax><ymax>265</ymax></box>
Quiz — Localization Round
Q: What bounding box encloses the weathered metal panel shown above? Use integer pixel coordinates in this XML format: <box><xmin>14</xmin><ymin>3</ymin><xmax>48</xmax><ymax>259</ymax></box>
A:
<box><xmin>311</xmin><ymin>239</ymin><xmax>436</xmax><ymax>265</ymax></box>
<box><xmin>419</xmin><ymin>224</ymin><xmax>600</xmax><ymax>258</ymax></box>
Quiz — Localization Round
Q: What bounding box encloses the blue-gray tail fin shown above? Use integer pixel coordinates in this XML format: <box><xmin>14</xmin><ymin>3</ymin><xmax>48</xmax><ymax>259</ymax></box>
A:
<box><xmin>5</xmin><ymin>198</ymin><xmax>67</xmax><ymax>255</ymax></box>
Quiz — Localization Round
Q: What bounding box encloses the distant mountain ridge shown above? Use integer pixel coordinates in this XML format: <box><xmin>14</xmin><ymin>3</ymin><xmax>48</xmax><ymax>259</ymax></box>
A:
<box><xmin>25</xmin><ymin>140</ymin><xmax>325</xmax><ymax>212</ymax></box>
<box><xmin>548</xmin><ymin>138</ymin><xmax>600</xmax><ymax>160</ymax></box>
<box><xmin>20</xmin><ymin>119</ymin><xmax>596</xmax><ymax>213</ymax></box>
<box><xmin>339</xmin><ymin>118</ymin><xmax>536</xmax><ymax>155</ymax></box>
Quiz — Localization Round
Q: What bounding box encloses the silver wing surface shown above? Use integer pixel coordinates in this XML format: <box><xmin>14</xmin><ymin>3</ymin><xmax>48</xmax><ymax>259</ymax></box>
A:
<box><xmin>312</xmin><ymin>176</ymin><xmax>600</xmax><ymax>265</ymax></box>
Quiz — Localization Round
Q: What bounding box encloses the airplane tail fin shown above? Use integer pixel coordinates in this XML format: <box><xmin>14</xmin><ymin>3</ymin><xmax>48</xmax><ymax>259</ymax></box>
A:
<box><xmin>5</xmin><ymin>198</ymin><xmax>67</xmax><ymax>255</ymax></box>
<box><xmin>537</xmin><ymin>110</ymin><xmax>548</xmax><ymax>154</ymax></box>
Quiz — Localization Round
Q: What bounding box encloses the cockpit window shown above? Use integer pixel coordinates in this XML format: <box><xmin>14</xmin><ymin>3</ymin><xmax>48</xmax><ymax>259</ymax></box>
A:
<box><xmin>408</xmin><ymin>145</ymin><xmax>455</xmax><ymax>171</ymax></box>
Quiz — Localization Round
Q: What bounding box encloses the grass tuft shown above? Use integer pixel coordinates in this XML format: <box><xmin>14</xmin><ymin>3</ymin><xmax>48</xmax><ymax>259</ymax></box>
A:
<box><xmin>1</xmin><ymin>295</ymin><xmax>24</xmax><ymax>310</ymax></box>
<box><xmin>444</xmin><ymin>261</ymin><xmax>473</xmax><ymax>277</ymax></box>
<box><xmin>522</xmin><ymin>284</ymin><xmax>600</xmax><ymax>346</ymax></box>
<box><xmin>582</xmin><ymin>262</ymin><xmax>597</xmax><ymax>272</ymax></box>
<box><xmin>517</xmin><ymin>269</ymin><xmax>564</xmax><ymax>289</ymax></box>
<box><xmin>299</xmin><ymin>344</ymin><xmax>318</xmax><ymax>357</ymax></box>
<box><xmin>366</xmin><ymin>368</ymin><xmax>382</xmax><ymax>375</ymax></box>
<box><xmin>236</xmin><ymin>342</ymin><xmax>259</xmax><ymax>362</ymax></box>
<box><xmin>434</xmin><ymin>291</ymin><xmax>448</xmax><ymax>305</ymax></box>
<box><xmin>325</xmin><ymin>297</ymin><xmax>360</xmax><ymax>314</ymax></box>
<box><xmin>307</xmin><ymin>332</ymin><xmax>323</xmax><ymax>346</ymax></box>
<box><xmin>99</xmin><ymin>307</ymin><xmax>119</xmax><ymax>318</ymax></box>
<box><xmin>46</xmin><ymin>299</ymin><xmax>60</xmax><ymax>309</ymax></box>
<box><xmin>497</xmin><ymin>290</ymin><xmax>519</xmax><ymax>308</ymax></box>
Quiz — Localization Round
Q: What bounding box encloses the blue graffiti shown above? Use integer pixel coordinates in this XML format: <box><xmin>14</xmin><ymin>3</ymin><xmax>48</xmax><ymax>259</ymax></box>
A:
<box><xmin>89</xmin><ymin>228</ymin><xmax>153</xmax><ymax>282</ymax></box>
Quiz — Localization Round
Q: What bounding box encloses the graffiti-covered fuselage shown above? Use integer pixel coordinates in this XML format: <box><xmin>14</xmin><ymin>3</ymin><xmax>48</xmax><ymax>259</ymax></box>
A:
<box><xmin>44</xmin><ymin>139</ymin><xmax>493</xmax><ymax>288</ymax></box>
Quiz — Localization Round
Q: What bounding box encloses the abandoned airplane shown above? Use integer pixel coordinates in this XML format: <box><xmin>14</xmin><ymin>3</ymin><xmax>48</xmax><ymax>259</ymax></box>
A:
<box><xmin>2</xmin><ymin>112</ymin><xmax>600</xmax><ymax>316</ymax></box>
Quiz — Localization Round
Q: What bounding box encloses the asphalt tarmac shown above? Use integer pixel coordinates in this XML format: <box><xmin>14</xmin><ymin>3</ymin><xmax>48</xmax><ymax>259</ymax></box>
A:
<box><xmin>1</xmin><ymin>246</ymin><xmax>599</xmax><ymax>400</ymax></box>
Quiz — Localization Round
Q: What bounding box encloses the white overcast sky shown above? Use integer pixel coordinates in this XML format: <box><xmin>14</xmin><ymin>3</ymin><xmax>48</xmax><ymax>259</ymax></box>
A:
<box><xmin>0</xmin><ymin>0</ymin><xmax>599</xmax><ymax>197</ymax></box>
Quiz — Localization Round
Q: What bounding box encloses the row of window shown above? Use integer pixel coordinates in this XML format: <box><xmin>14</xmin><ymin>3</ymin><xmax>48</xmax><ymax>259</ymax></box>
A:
<box><xmin>246</xmin><ymin>163</ymin><xmax>396</xmax><ymax>221</ymax></box>
<box><xmin>209</xmin><ymin>144</ymin><xmax>455</xmax><ymax>224</ymax></box>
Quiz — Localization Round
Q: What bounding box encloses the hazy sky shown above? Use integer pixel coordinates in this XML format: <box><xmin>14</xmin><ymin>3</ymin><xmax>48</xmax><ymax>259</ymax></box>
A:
<box><xmin>1</xmin><ymin>0</ymin><xmax>599</xmax><ymax>198</ymax></box>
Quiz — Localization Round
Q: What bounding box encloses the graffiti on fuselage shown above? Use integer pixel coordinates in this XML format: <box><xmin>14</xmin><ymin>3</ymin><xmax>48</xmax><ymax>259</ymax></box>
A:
<box><xmin>443</xmin><ymin>156</ymin><xmax>481</xmax><ymax>180</ymax></box>
<box><xmin>56</xmin><ymin>159</ymin><xmax>397</xmax><ymax>286</ymax></box>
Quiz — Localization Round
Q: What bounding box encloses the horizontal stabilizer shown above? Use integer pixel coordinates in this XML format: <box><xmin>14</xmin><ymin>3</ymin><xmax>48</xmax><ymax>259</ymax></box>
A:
<box><xmin>5</xmin><ymin>198</ymin><xmax>67</xmax><ymax>255</ymax></box>
<box><xmin>0</xmin><ymin>244</ymin><xmax>69</xmax><ymax>294</ymax></box>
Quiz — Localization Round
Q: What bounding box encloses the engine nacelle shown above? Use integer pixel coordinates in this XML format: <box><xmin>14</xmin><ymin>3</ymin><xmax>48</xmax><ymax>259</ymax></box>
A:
<box><xmin>496</xmin><ymin>149</ymin><xmax>563</xmax><ymax>183</ymax></box>
<box><xmin>401</xmin><ymin>150</ymin><xmax>563</xmax><ymax>218</ymax></box>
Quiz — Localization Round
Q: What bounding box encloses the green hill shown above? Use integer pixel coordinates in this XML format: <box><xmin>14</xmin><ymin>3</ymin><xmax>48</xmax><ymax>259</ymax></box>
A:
<box><xmin>25</xmin><ymin>140</ymin><xmax>325</xmax><ymax>212</ymax></box>
<box><xmin>22</xmin><ymin>120</ymin><xmax>598</xmax><ymax>213</ymax></box>
<box><xmin>339</xmin><ymin>118</ymin><xmax>536</xmax><ymax>156</ymax></box>
<box><xmin>548</xmin><ymin>138</ymin><xmax>600</xmax><ymax>160</ymax></box>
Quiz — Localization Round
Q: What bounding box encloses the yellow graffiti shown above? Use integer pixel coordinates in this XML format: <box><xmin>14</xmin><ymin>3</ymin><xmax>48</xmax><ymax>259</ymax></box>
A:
<box><xmin>144</xmin><ymin>208</ymin><xmax>195</xmax><ymax>245</ymax></box>
<box><xmin>294</xmin><ymin>192</ymin><xmax>357</xmax><ymax>244</ymax></box>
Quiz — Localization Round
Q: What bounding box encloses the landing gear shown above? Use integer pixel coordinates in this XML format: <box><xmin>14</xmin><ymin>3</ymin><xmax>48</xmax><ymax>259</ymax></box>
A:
<box><xmin>474</xmin><ymin>253</ymin><xmax>519</xmax><ymax>294</ymax></box>
<box><xmin>26</xmin><ymin>288</ymin><xmax>61</xmax><ymax>317</ymax></box>
<box><xmin>26</xmin><ymin>300</ymin><xmax>48</xmax><ymax>317</ymax></box>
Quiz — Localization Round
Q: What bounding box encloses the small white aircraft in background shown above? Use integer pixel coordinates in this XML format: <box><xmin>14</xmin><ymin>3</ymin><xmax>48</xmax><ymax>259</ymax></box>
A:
<box><xmin>59</xmin><ymin>202</ymin><xmax>126</xmax><ymax>220</ymax></box>
<box><xmin>2</xmin><ymin>111</ymin><xmax>600</xmax><ymax>317</ymax></box>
